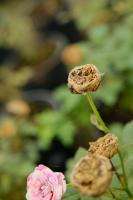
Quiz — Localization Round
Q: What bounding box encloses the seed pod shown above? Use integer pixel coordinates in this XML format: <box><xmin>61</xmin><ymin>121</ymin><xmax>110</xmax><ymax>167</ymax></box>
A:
<box><xmin>71</xmin><ymin>155</ymin><xmax>112</xmax><ymax>196</ymax></box>
<box><xmin>88</xmin><ymin>134</ymin><xmax>118</xmax><ymax>159</ymax></box>
<box><xmin>68</xmin><ymin>64</ymin><xmax>101</xmax><ymax>94</ymax></box>
<box><xmin>0</xmin><ymin>119</ymin><xmax>17</xmax><ymax>138</ymax></box>
<box><xmin>6</xmin><ymin>99</ymin><xmax>30</xmax><ymax>116</ymax></box>
<box><xmin>62</xmin><ymin>44</ymin><xmax>83</xmax><ymax>65</ymax></box>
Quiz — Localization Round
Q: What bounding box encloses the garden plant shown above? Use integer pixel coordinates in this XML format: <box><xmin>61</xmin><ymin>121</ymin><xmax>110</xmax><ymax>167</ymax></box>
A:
<box><xmin>26</xmin><ymin>64</ymin><xmax>133</xmax><ymax>200</ymax></box>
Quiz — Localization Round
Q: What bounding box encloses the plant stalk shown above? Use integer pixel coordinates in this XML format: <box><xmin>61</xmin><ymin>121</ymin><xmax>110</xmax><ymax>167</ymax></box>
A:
<box><xmin>86</xmin><ymin>93</ymin><xmax>132</xmax><ymax>198</ymax></box>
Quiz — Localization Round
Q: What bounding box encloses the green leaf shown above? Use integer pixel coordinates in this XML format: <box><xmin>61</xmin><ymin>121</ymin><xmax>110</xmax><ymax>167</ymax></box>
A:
<box><xmin>94</xmin><ymin>77</ymin><xmax>123</xmax><ymax>106</ymax></box>
<box><xmin>122</xmin><ymin>121</ymin><xmax>133</xmax><ymax>145</ymax></box>
<box><xmin>54</xmin><ymin>86</ymin><xmax>81</xmax><ymax>113</ymax></box>
<box><xmin>62</xmin><ymin>185</ymin><xmax>80</xmax><ymax>200</ymax></box>
<box><xmin>109</xmin><ymin>122</ymin><xmax>124</xmax><ymax>144</ymax></box>
<box><xmin>57</xmin><ymin>119</ymin><xmax>76</xmax><ymax>146</ymax></box>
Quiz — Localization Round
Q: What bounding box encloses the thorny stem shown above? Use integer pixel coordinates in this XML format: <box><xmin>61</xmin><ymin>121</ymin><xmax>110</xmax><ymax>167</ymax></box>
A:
<box><xmin>86</xmin><ymin>94</ymin><xmax>132</xmax><ymax>198</ymax></box>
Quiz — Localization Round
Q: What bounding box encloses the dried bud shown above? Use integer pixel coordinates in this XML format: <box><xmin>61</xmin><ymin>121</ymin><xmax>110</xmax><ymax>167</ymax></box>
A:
<box><xmin>88</xmin><ymin>134</ymin><xmax>118</xmax><ymax>159</ymax></box>
<box><xmin>62</xmin><ymin>44</ymin><xmax>83</xmax><ymax>65</ymax></box>
<box><xmin>71</xmin><ymin>155</ymin><xmax>112</xmax><ymax>196</ymax></box>
<box><xmin>6</xmin><ymin>99</ymin><xmax>30</xmax><ymax>116</ymax></box>
<box><xmin>68</xmin><ymin>64</ymin><xmax>101</xmax><ymax>94</ymax></box>
<box><xmin>0</xmin><ymin>119</ymin><xmax>17</xmax><ymax>138</ymax></box>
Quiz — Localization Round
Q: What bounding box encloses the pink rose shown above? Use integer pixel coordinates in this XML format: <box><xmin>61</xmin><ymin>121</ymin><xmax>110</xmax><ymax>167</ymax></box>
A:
<box><xmin>26</xmin><ymin>164</ymin><xmax>66</xmax><ymax>200</ymax></box>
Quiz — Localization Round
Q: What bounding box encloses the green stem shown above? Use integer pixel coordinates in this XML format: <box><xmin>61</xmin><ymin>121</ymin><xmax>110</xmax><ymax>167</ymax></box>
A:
<box><xmin>118</xmin><ymin>151</ymin><xmax>132</xmax><ymax>197</ymax></box>
<box><xmin>109</xmin><ymin>189</ymin><xmax>118</xmax><ymax>200</ymax></box>
<box><xmin>87</xmin><ymin>94</ymin><xmax>109</xmax><ymax>133</ymax></box>
<box><xmin>86</xmin><ymin>93</ymin><xmax>132</xmax><ymax>198</ymax></box>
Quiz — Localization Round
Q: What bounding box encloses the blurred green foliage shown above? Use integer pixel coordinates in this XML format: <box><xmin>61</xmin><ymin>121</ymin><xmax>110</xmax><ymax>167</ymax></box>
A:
<box><xmin>0</xmin><ymin>116</ymin><xmax>38</xmax><ymax>200</ymax></box>
<box><xmin>35</xmin><ymin>86</ymin><xmax>90</xmax><ymax>149</ymax></box>
<box><xmin>0</xmin><ymin>0</ymin><xmax>133</xmax><ymax>199</ymax></box>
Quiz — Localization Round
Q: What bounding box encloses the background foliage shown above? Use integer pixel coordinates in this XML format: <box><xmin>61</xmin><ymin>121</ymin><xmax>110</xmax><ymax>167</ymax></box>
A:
<box><xmin>0</xmin><ymin>0</ymin><xmax>133</xmax><ymax>199</ymax></box>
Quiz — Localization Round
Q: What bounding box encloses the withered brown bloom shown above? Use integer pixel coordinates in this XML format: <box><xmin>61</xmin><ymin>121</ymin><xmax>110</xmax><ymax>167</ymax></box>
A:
<box><xmin>6</xmin><ymin>99</ymin><xmax>30</xmax><ymax>116</ymax></box>
<box><xmin>68</xmin><ymin>64</ymin><xmax>101</xmax><ymax>94</ymax></box>
<box><xmin>62</xmin><ymin>44</ymin><xmax>83</xmax><ymax>65</ymax></box>
<box><xmin>71</xmin><ymin>155</ymin><xmax>112</xmax><ymax>196</ymax></box>
<box><xmin>88</xmin><ymin>134</ymin><xmax>118</xmax><ymax>159</ymax></box>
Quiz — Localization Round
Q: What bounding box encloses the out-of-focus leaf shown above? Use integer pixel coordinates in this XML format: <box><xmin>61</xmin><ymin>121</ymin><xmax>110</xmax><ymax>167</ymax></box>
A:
<box><xmin>62</xmin><ymin>185</ymin><xmax>80</xmax><ymax>200</ymax></box>
<box><xmin>90</xmin><ymin>114</ymin><xmax>103</xmax><ymax>131</ymax></box>
<box><xmin>57</xmin><ymin>119</ymin><xmax>76</xmax><ymax>146</ymax></box>
<box><xmin>54</xmin><ymin>86</ymin><xmax>81</xmax><ymax>113</ymax></box>
<box><xmin>109</xmin><ymin>122</ymin><xmax>124</xmax><ymax>144</ymax></box>
<box><xmin>94</xmin><ymin>77</ymin><xmax>123</xmax><ymax>106</ymax></box>
<box><xmin>122</xmin><ymin>121</ymin><xmax>133</xmax><ymax>144</ymax></box>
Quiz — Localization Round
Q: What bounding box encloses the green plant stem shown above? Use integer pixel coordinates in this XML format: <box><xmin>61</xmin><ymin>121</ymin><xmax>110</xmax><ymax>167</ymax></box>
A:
<box><xmin>109</xmin><ymin>189</ymin><xmax>118</xmax><ymax>200</ymax></box>
<box><xmin>118</xmin><ymin>151</ymin><xmax>132</xmax><ymax>197</ymax></box>
<box><xmin>87</xmin><ymin>94</ymin><xmax>109</xmax><ymax>133</ymax></box>
<box><xmin>86</xmin><ymin>93</ymin><xmax>132</xmax><ymax>198</ymax></box>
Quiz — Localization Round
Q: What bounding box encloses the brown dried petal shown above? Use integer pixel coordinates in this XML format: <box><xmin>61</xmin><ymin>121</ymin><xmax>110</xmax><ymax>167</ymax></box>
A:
<box><xmin>71</xmin><ymin>155</ymin><xmax>112</xmax><ymax>196</ymax></box>
<box><xmin>88</xmin><ymin>134</ymin><xmax>118</xmax><ymax>158</ymax></box>
<box><xmin>68</xmin><ymin>64</ymin><xmax>101</xmax><ymax>94</ymax></box>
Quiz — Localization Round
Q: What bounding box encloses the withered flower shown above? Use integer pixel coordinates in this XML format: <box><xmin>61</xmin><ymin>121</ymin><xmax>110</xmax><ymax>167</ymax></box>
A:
<box><xmin>71</xmin><ymin>155</ymin><xmax>112</xmax><ymax>196</ymax></box>
<box><xmin>68</xmin><ymin>64</ymin><xmax>101</xmax><ymax>94</ymax></box>
<box><xmin>6</xmin><ymin>99</ymin><xmax>30</xmax><ymax>116</ymax></box>
<box><xmin>88</xmin><ymin>134</ymin><xmax>118</xmax><ymax>159</ymax></box>
<box><xmin>0</xmin><ymin>119</ymin><xmax>17</xmax><ymax>138</ymax></box>
<box><xmin>62</xmin><ymin>44</ymin><xmax>83</xmax><ymax>65</ymax></box>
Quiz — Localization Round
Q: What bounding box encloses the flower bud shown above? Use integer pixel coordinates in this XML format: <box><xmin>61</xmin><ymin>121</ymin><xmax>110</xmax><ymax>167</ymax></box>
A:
<box><xmin>88</xmin><ymin>134</ymin><xmax>118</xmax><ymax>159</ymax></box>
<box><xmin>71</xmin><ymin>155</ymin><xmax>112</xmax><ymax>196</ymax></box>
<box><xmin>68</xmin><ymin>64</ymin><xmax>101</xmax><ymax>94</ymax></box>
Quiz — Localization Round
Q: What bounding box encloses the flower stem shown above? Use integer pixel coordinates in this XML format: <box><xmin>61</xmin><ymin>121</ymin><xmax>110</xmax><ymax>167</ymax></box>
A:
<box><xmin>86</xmin><ymin>93</ymin><xmax>132</xmax><ymax>197</ymax></box>
<box><xmin>87</xmin><ymin>94</ymin><xmax>109</xmax><ymax>133</ymax></box>
<box><xmin>118</xmin><ymin>151</ymin><xmax>132</xmax><ymax>197</ymax></box>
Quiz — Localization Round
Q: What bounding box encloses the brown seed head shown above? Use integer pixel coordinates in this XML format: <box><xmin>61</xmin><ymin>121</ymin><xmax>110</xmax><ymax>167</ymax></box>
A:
<box><xmin>0</xmin><ymin>119</ymin><xmax>17</xmax><ymax>138</ymax></box>
<box><xmin>6</xmin><ymin>99</ymin><xmax>30</xmax><ymax>116</ymax></box>
<box><xmin>68</xmin><ymin>64</ymin><xmax>101</xmax><ymax>94</ymax></box>
<box><xmin>71</xmin><ymin>155</ymin><xmax>112</xmax><ymax>196</ymax></box>
<box><xmin>62</xmin><ymin>44</ymin><xmax>83</xmax><ymax>65</ymax></box>
<box><xmin>88</xmin><ymin>134</ymin><xmax>118</xmax><ymax>159</ymax></box>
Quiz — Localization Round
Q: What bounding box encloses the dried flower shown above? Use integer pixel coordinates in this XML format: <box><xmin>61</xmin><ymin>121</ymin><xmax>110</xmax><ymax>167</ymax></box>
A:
<box><xmin>68</xmin><ymin>64</ymin><xmax>101</xmax><ymax>94</ymax></box>
<box><xmin>62</xmin><ymin>44</ymin><xmax>83</xmax><ymax>65</ymax></box>
<box><xmin>26</xmin><ymin>164</ymin><xmax>66</xmax><ymax>200</ymax></box>
<box><xmin>6</xmin><ymin>99</ymin><xmax>30</xmax><ymax>116</ymax></box>
<box><xmin>71</xmin><ymin>155</ymin><xmax>112</xmax><ymax>196</ymax></box>
<box><xmin>0</xmin><ymin>119</ymin><xmax>17</xmax><ymax>138</ymax></box>
<box><xmin>88</xmin><ymin>134</ymin><xmax>118</xmax><ymax>158</ymax></box>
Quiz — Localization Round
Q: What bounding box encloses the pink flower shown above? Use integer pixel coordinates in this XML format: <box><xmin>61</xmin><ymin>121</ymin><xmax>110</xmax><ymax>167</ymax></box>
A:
<box><xmin>26</xmin><ymin>164</ymin><xmax>66</xmax><ymax>200</ymax></box>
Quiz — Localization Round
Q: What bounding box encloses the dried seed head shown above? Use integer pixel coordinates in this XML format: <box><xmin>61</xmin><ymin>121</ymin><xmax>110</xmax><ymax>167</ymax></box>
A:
<box><xmin>0</xmin><ymin>119</ymin><xmax>17</xmax><ymax>138</ymax></box>
<box><xmin>88</xmin><ymin>134</ymin><xmax>118</xmax><ymax>159</ymax></box>
<box><xmin>71</xmin><ymin>155</ymin><xmax>112</xmax><ymax>196</ymax></box>
<box><xmin>62</xmin><ymin>44</ymin><xmax>83</xmax><ymax>65</ymax></box>
<box><xmin>68</xmin><ymin>64</ymin><xmax>101</xmax><ymax>94</ymax></box>
<box><xmin>6</xmin><ymin>99</ymin><xmax>30</xmax><ymax>116</ymax></box>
